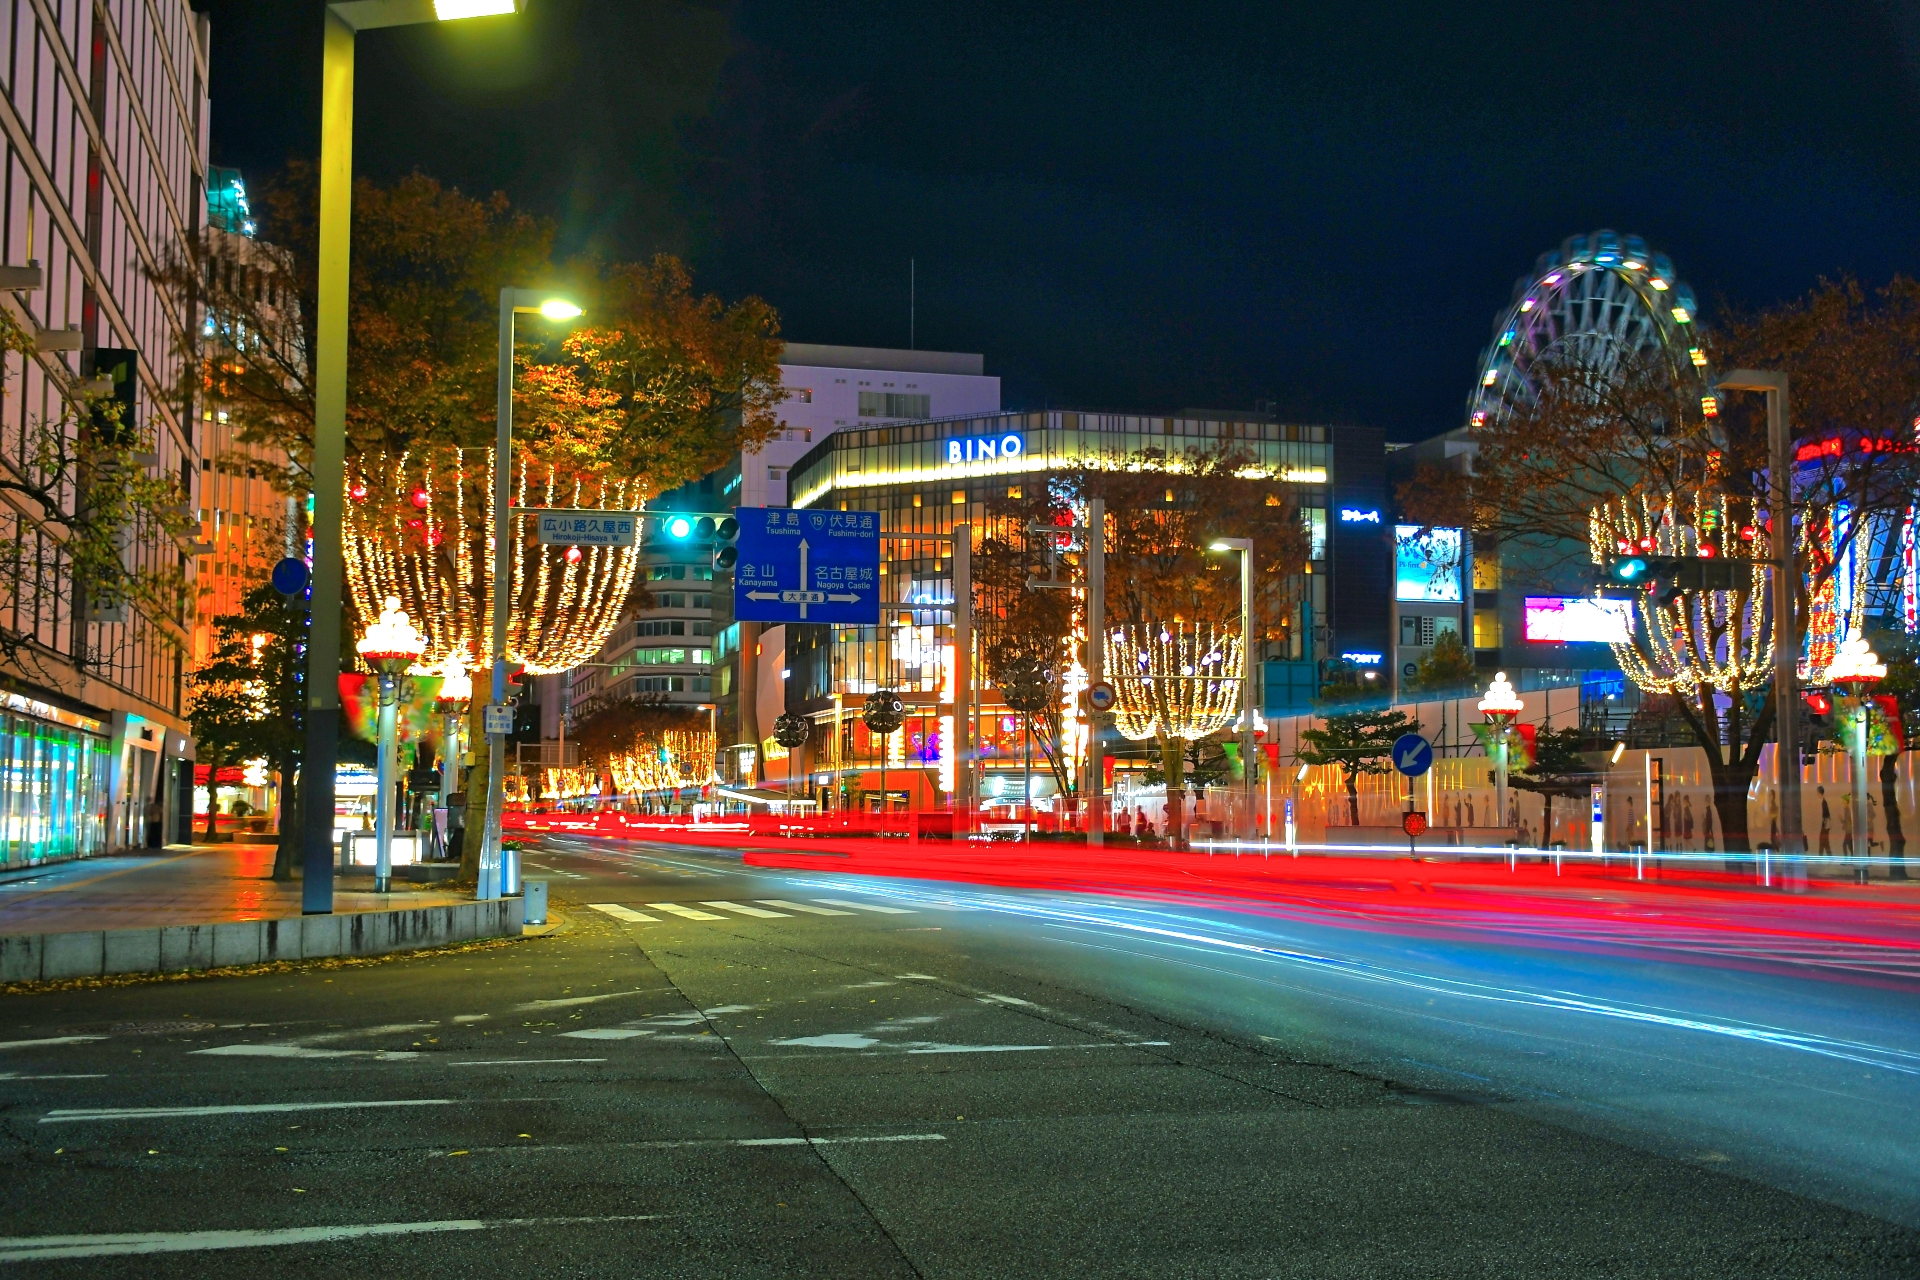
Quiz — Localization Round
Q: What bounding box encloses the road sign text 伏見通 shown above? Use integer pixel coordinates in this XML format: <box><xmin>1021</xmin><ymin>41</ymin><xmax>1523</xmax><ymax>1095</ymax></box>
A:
<box><xmin>733</xmin><ymin>507</ymin><xmax>881</xmax><ymax>625</ymax></box>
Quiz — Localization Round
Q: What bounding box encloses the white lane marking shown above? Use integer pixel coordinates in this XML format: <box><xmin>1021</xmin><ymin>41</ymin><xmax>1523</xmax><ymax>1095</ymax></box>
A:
<box><xmin>700</xmin><ymin>901</ymin><xmax>789</xmax><ymax>918</ymax></box>
<box><xmin>451</xmin><ymin>1015</ymin><xmax>489</xmax><ymax>1023</ymax></box>
<box><xmin>812</xmin><ymin>898</ymin><xmax>914</xmax><ymax>914</ymax></box>
<box><xmin>0</xmin><ymin>1073</ymin><xmax>107</xmax><ymax>1080</ymax></box>
<box><xmin>559</xmin><ymin>1029</ymin><xmax>653</xmax><ymax>1040</ymax></box>
<box><xmin>522</xmin><ymin>861</ymin><xmax>589</xmax><ymax>881</ymax></box>
<box><xmin>42</xmin><ymin>1099</ymin><xmax>453</xmax><ymax>1124</ymax></box>
<box><xmin>897</xmin><ymin>973</ymin><xmax>943</xmax><ymax>980</ymax></box>
<box><xmin>702</xmin><ymin>1005</ymin><xmax>757</xmax><ymax>1015</ymax></box>
<box><xmin>587</xmin><ymin>904</ymin><xmax>657</xmax><ymax>923</ymax></box>
<box><xmin>193</xmin><ymin>1045</ymin><xmax>420</xmax><ymax>1062</ymax></box>
<box><xmin>907</xmin><ymin>1041</ymin><xmax>1166</xmax><ymax>1054</ymax></box>
<box><xmin>451</xmin><ymin>1058</ymin><xmax>608</xmax><ymax>1066</ymax></box>
<box><xmin>0</xmin><ymin>1215</ymin><xmax>666</xmax><ymax>1262</ymax></box>
<box><xmin>297</xmin><ymin>1023</ymin><xmax>437</xmax><ymax>1045</ymax></box>
<box><xmin>647</xmin><ymin>903</ymin><xmax>727</xmax><ymax>921</ymax></box>
<box><xmin>0</xmin><ymin>1036</ymin><xmax>107</xmax><ymax>1051</ymax></box>
<box><xmin>516</xmin><ymin>989</ymin><xmax>662</xmax><ymax>1011</ymax></box>
<box><xmin>732</xmin><ymin>1134</ymin><xmax>946</xmax><ymax>1147</ymax></box>
<box><xmin>772</xmin><ymin>1033</ymin><xmax>880</xmax><ymax>1049</ymax></box>
<box><xmin>756</xmin><ymin>900</ymin><xmax>853</xmax><ymax>916</ymax></box>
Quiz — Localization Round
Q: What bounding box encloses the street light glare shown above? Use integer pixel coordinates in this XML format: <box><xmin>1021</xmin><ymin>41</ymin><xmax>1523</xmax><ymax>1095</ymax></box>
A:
<box><xmin>539</xmin><ymin>298</ymin><xmax>583</xmax><ymax>320</ymax></box>
<box><xmin>434</xmin><ymin>0</ymin><xmax>518</xmax><ymax>18</ymax></box>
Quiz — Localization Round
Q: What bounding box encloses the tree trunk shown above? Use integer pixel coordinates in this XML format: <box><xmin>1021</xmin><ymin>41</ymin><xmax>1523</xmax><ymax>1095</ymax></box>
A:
<box><xmin>1883</xmin><ymin>751</ymin><xmax>1908</xmax><ymax>879</ymax></box>
<box><xmin>1343</xmin><ymin>769</ymin><xmax>1359</xmax><ymax>827</ymax></box>
<box><xmin>1161</xmin><ymin>734</ymin><xmax>1186</xmax><ymax>849</ymax></box>
<box><xmin>271</xmin><ymin>751</ymin><xmax>299</xmax><ymax>880</ymax></box>
<box><xmin>458</xmin><ymin>697</ymin><xmax>488</xmax><ymax>885</ymax></box>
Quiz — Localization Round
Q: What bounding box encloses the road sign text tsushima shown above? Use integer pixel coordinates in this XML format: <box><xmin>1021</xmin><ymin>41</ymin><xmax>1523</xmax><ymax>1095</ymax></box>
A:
<box><xmin>733</xmin><ymin>507</ymin><xmax>881</xmax><ymax>625</ymax></box>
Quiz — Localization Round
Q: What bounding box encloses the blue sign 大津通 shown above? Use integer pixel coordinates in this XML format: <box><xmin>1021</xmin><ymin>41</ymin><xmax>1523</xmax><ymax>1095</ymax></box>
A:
<box><xmin>733</xmin><ymin>507</ymin><xmax>881</xmax><ymax>625</ymax></box>
<box><xmin>1391</xmin><ymin>733</ymin><xmax>1433</xmax><ymax>777</ymax></box>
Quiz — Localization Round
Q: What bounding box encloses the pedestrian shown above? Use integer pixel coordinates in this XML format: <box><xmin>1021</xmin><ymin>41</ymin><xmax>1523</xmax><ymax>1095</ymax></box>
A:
<box><xmin>1682</xmin><ymin>795</ymin><xmax>1695</xmax><ymax>851</ymax></box>
<box><xmin>1819</xmin><ymin>786</ymin><xmax>1832</xmax><ymax>856</ymax></box>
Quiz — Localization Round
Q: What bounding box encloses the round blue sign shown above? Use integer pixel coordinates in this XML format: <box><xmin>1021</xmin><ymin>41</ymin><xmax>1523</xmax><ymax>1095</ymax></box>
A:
<box><xmin>270</xmin><ymin>556</ymin><xmax>310</xmax><ymax>597</ymax></box>
<box><xmin>1391</xmin><ymin>733</ymin><xmax>1433</xmax><ymax>777</ymax></box>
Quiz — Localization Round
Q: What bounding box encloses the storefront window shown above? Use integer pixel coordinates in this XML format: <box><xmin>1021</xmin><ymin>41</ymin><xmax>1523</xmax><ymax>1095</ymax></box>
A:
<box><xmin>0</xmin><ymin>712</ymin><xmax>111</xmax><ymax>863</ymax></box>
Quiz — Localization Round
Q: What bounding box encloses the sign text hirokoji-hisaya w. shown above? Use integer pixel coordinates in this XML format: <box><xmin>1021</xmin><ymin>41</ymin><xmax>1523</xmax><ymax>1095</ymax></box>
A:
<box><xmin>947</xmin><ymin>434</ymin><xmax>1025</xmax><ymax>464</ymax></box>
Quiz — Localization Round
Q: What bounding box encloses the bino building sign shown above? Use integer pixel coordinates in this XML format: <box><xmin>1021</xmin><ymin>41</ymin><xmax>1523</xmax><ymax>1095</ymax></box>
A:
<box><xmin>947</xmin><ymin>434</ymin><xmax>1025</xmax><ymax>464</ymax></box>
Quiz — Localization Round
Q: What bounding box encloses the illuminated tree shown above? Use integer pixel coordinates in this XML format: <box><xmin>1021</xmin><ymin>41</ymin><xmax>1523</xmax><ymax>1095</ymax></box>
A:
<box><xmin>188</xmin><ymin>581</ymin><xmax>304</xmax><ymax>859</ymax></box>
<box><xmin>1298</xmin><ymin>708</ymin><xmax>1420</xmax><ymax>827</ymax></box>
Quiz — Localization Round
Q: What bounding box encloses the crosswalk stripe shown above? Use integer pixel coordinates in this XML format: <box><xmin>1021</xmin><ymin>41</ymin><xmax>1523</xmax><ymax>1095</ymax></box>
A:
<box><xmin>756</xmin><ymin>900</ymin><xmax>855</xmax><ymax>916</ymax></box>
<box><xmin>701</xmin><ymin>901</ymin><xmax>790</xmax><ymax>919</ymax></box>
<box><xmin>588</xmin><ymin>904</ymin><xmax>658</xmax><ymax>923</ymax></box>
<box><xmin>648</xmin><ymin>902</ymin><xmax>728</xmax><ymax>921</ymax></box>
<box><xmin>812</xmin><ymin>898</ymin><xmax>914</xmax><ymax>914</ymax></box>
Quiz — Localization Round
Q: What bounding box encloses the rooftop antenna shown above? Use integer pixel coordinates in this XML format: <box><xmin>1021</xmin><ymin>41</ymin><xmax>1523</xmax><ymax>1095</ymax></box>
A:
<box><xmin>909</xmin><ymin>257</ymin><xmax>916</xmax><ymax>350</ymax></box>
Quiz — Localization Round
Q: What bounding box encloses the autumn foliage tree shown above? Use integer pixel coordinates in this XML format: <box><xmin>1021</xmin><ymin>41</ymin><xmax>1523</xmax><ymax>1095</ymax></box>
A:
<box><xmin>1399</xmin><ymin>277</ymin><xmax>1920</xmax><ymax>853</ymax></box>
<box><xmin>977</xmin><ymin>449</ymin><xmax>1310</xmax><ymax>846</ymax></box>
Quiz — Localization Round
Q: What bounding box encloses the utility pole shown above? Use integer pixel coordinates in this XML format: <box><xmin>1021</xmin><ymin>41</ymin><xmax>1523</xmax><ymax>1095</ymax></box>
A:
<box><xmin>1720</xmin><ymin>370</ymin><xmax>1801</xmax><ymax>860</ymax></box>
<box><xmin>1086</xmin><ymin>499</ymin><xmax>1105</xmax><ymax>846</ymax></box>
<box><xmin>952</xmin><ymin>523</ymin><xmax>972</xmax><ymax>832</ymax></box>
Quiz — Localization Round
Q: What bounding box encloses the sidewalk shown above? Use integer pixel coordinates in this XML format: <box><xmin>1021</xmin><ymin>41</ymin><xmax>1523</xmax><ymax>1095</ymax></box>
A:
<box><xmin>0</xmin><ymin>843</ymin><xmax>519</xmax><ymax>984</ymax></box>
<box><xmin>0</xmin><ymin>842</ymin><xmax>467</xmax><ymax>936</ymax></box>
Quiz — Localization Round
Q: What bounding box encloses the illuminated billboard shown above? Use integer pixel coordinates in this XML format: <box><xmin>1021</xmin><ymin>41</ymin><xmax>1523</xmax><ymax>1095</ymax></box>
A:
<box><xmin>1394</xmin><ymin>525</ymin><xmax>1462</xmax><ymax>602</ymax></box>
<box><xmin>1522</xmin><ymin>596</ymin><xmax>1633</xmax><ymax>644</ymax></box>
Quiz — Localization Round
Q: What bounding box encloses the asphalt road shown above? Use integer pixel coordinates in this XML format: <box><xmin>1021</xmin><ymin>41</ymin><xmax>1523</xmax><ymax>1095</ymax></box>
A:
<box><xmin>1</xmin><ymin>836</ymin><xmax>1916</xmax><ymax>1277</ymax></box>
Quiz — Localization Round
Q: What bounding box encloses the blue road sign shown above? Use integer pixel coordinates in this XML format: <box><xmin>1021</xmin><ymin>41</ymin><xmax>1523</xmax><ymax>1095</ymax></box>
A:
<box><xmin>1391</xmin><ymin>733</ymin><xmax>1433</xmax><ymax>777</ymax></box>
<box><xmin>733</xmin><ymin>506</ymin><xmax>881</xmax><ymax>625</ymax></box>
<box><xmin>270</xmin><ymin>556</ymin><xmax>309</xmax><ymax>597</ymax></box>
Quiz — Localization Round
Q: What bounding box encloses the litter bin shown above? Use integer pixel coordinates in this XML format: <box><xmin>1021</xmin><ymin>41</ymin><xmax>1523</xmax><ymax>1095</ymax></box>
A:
<box><xmin>522</xmin><ymin>878</ymin><xmax>548</xmax><ymax>926</ymax></box>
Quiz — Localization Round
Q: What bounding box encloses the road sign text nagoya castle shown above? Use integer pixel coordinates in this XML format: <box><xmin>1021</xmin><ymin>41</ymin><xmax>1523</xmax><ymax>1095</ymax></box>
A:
<box><xmin>733</xmin><ymin>507</ymin><xmax>882</xmax><ymax>625</ymax></box>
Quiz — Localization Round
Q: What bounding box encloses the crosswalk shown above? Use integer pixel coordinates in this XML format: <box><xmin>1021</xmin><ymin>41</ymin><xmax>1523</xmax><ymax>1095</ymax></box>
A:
<box><xmin>587</xmin><ymin>899</ymin><xmax>916</xmax><ymax>925</ymax></box>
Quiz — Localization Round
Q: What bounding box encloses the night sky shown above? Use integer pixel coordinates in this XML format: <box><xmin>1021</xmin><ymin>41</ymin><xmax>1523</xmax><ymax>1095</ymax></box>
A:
<box><xmin>199</xmin><ymin>1</ymin><xmax>1920</xmax><ymax>439</ymax></box>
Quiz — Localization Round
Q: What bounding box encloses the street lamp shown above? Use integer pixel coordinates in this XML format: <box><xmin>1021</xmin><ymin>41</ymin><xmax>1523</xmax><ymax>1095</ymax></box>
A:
<box><xmin>1827</xmin><ymin>634</ymin><xmax>1885</xmax><ymax>873</ymax></box>
<box><xmin>303</xmin><ymin>0</ymin><xmax>526</xmax><ymax>916</ymax></box>
<box><xmin>433</xmin><ymin>652</ymin><xmax>472</xmax><ymax>813</ymax></box>
<box><xmin>1210</xmin><ymin>538</ymin><xmax>1256</xmax><ymax>837</ymax></box>
<box><xmin>476</xmin><ymin>288</ymin><xmax>584</xmax><ymax>901</ymax></box>
<box><xmin>1478</xmin><ymin>671</ymin><xmax>1523</xmax><ymax>836</ymax></box>
<box><xmin>355</xmin><ymin>595</ymin><xmax>427</xmax><ymax>892</ymax></box>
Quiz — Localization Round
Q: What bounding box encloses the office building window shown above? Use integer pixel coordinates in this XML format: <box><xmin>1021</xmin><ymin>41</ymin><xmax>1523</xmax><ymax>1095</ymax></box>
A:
<box><xmin>1473</xmin><ymin>554</ymin><xmax>1502</xmax><ymax>590</ymax></box>
<box><xmin>1473</xmin><ymin>612</ymin><xmax>1502</xmax><ymax>649</ymax></box>
<box><xmin>857</xmin><ymin>391</ymin><xmax>930</xmax><ymax>419</ymax></box>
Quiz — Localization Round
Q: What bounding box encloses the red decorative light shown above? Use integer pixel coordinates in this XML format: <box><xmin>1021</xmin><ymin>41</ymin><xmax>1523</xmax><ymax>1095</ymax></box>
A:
<box><xmin>348</xmin><ymin>482</ymin><xmax>368</xmax><ymax>502</ymax></box>
<box><xmin>410</xmin><ymin>488</ymin><xmax>430</xmax><ymax>508</ymax></box>
<box><xmin>1698</xmin><ymin>545</ymin><xmax>1716</xmax><ymax>558</ymax></box>
<box><xmin>565</xmin><ymin>546</ymin><xmax>583</xmax><ymax>564</ymax></box>
<box><xmin>1738</xmin><ymin>525</ymin><xmax>1756</xmax><ymax>541</ymax></box>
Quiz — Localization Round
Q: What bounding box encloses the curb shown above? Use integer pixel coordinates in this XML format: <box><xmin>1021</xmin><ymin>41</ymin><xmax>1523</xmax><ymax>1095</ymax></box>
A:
<box><xmin>0</xmin><ymin>898</ymin><xmax>524</xmax><ymax>983</ymax></box>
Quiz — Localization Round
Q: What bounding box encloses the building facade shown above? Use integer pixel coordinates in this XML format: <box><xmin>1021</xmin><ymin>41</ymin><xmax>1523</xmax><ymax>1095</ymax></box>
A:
<box><xmin>0</xmin><ymin>2</ymin><xmax>210</xmax><ymax>860</ymax></box>
<box><xmin>773</xmin><ymin>409</ymin><xmax>1358</xmax><ymax>812</ymax></box>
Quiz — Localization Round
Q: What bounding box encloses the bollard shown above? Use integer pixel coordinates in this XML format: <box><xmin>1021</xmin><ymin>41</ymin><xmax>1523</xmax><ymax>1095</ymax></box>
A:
<box><xmin>522</xmin><ymin>879</ymin><xmax>549</xmax><ymax>926</ymax></box>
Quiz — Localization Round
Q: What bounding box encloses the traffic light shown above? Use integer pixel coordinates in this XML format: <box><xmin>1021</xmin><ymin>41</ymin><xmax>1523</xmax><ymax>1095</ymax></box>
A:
<box><xmin>712</xmin><ymin>515</ymin><xmax>740</xmax><ymax>571</ymax></box>
<box><xmin>661</xmin><ymin>513</ymin><xmax>695</xmax><ymax>541</ymax></box>
<box><xmin>1802</xmin><ymin>691</ymin><xmax>1835</xmax><ymax>763</ymax></box>
<box><xmin>1602</xmin><ymin>554</ymin><xmax>1744</xmax><ymax>598</ymax></box>
<box><xmin>1604</xmin><ymin>555</ymin><xmax>1655</xmax><ymax>584</ymax></box>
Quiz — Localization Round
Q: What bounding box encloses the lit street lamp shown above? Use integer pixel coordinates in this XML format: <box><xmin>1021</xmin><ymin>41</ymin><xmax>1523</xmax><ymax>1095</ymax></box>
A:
<box><xmin>476</xmin><ymin>290</ymin><xmax>584</xmax><ymax>902</ymax></box>
<box><xmin>356</xmin><ymin>595</ymin><xmax>427</xmax><ymax>892</ymax></box>
<box><xmin>1827</xmin><ymin>634</ymin><xmax>1885</xmax><ymax>873</ymax></box>
<box><xmin>1478</xmin><ymin>671</ymin><xmax>1523</xmax><ymax>835</ymax></box>
<box><xmin>1209</xmin><ymin>538</ymin><xmax>1256</xmax><ymax>837</ymax></box>
<box><xmin>434</xmin><ymin>653</ymin><xmax>472</xmax><ymax>812</ymax></box>
<box><xmin>304</xmin><ymin>0</ymin><xmax>525</xmax><ymax>916</ymax></box>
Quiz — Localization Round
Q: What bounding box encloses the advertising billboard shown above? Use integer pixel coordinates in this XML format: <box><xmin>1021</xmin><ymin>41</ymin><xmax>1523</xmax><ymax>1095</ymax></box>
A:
<box><xmin>1522</xmin><ymin>596</ymin><xmax>1633</xmax><ymax>644</ymax></box>
<box><xmin>1394</xmin><ymin>525</ymin><xmax>1462</xmax><ymax>602</ymax></box>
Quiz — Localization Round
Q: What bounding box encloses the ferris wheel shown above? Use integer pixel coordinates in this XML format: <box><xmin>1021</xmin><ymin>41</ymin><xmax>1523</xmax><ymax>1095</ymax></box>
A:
<box><xmin>1468</xmin><ymin>230</ymin><xmax>1710</xmax><ymax>428</ymax></box>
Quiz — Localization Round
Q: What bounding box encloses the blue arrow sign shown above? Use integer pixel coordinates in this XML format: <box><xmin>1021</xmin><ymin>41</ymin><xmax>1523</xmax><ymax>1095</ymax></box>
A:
<box><xmin>1391</xmin><ymin>733</ymin><xmax>1433</xmax><ymax>777</ymax></box>
<box><xmin>733</xmin><ymin>506</ymin><xmax>881</xmax><ymax>625</ymax></box>
<box><xmin>270</xmin><ymin>556</ymin><xmax>309</xmax><ymax>598</ymax></box>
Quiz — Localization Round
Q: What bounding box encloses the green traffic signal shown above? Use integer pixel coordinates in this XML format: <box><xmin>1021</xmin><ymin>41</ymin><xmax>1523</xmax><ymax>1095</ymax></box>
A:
<box><xmin>665</xmin><ymin>515</ymin><xmax>693</xmax><ymax>539</ymax></box>
<box><xmin>1610</xmin><ymin>556</ymin><xmax>1649</xmax><ymax>582</ymax></box>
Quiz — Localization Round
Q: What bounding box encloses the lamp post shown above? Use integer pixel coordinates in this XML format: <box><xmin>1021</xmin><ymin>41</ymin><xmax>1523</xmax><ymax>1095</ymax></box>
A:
<box><xmin>475</xmin><ymin>289</ymin><xmax>583</xmax><ymax>902</ymax></box>
<box><xmin>1717</xmin><ymin>369</ymin><xmax>1799</xmax><ymax>856</ymax></box>
<box><xmin>434</xmin><ymin>653</ymin><xmax>472</xmax><ymax>811</ymax></box>
<box><xmin>355</xmin><ymin>595</ymin><xmax>426</xmax><ymax>892</ymax></box>
<box><xmin>1828</xmin><ymin>634</ymin><xmax>1885</xmax><ymax>873</ymax></box>
<box><xmin>304</xmin><ymin>0</ymin><xmax>525</xmax><ymax>916</ymax></box>
<box><xmin>1478</xmin><ymin>671</ymin><xmax>1523</xmax><ymax>836</ymax></box>
<box><xmin>1210</xmin><ymin>538</ymin><xmax>1256</xmax><ymax>838</ymax></box>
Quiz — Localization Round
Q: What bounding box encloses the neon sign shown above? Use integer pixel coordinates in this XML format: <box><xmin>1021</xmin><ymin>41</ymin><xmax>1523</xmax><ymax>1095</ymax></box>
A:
<box><xmin>1341</xmin><ymin>652</ymin><xmax>1383</xmax><ymax>665</ymax></box>
<box><xmin>1339</xmin><ymin>508</ymin><xmax>1381</xmax><ymax>523</ymax></box>
<box><xmin>946</xmin><ymin>434</ymin><xmax>1025</xmax><ymax>464</ymax></box>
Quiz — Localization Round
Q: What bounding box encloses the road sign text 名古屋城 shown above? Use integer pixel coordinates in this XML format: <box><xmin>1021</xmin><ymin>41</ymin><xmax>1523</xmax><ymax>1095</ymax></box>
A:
<box><xmin>733</xmin><ymin>507</ymin><xmax>882</xmax><ymax>625</ymax></box>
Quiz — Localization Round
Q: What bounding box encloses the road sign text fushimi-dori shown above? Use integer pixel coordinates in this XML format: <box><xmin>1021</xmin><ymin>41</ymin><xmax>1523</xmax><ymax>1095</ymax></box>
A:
<box><xmin>734</xmin><ymin>507</ymin><xmax>882</xmax><ymax>625</ymax></box>
<box><xmin>532</xmin><ymin>509</ymin><xmax>639</xmax><ymax>547</ymax></box>
<box><xmin>947</xmin><ymin>434</ymin><xmax>1024</xmax><ymax>463</ymax></box>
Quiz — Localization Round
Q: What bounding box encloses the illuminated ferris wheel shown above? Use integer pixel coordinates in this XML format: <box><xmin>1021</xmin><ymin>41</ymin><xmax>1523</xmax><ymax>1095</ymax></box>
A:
<box><xmin>1468</xmin><ymin>230</ymin><xmax>1710</xmax><ymax>428</ymax></box>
